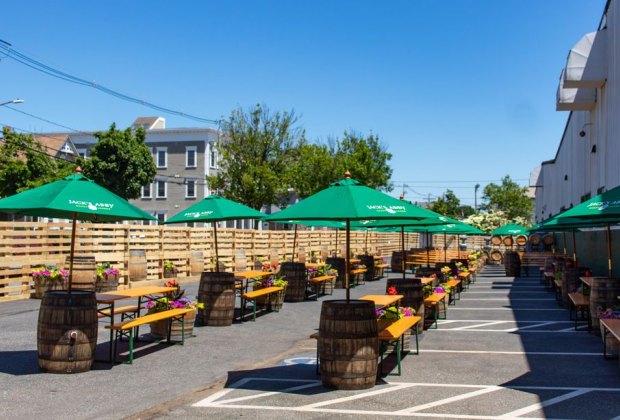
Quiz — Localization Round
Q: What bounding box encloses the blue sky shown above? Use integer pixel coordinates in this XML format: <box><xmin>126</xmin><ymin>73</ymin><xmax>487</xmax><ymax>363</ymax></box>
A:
<box><xmin>0</xmin><ymin>1</ymin><xmax>604</xmax><ymax>206</ymax></box>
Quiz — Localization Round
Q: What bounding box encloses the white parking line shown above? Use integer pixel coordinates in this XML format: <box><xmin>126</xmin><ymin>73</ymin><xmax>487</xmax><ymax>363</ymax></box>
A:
<box><xmin>460</xmin><ymin>298</ymin><xmax>555</xmax><ymax>301</ymax></box>
<box><xmin>451</xmin><ymin>321</ymin><xmax>509</xmax><ymax>330</ymax></box>
<box><xmin>394</xmin><ymin>386</ymin><xmax>503</xmax><ymax>414</ymax></box>
<box><xmin>498</xmin><ymin>389</ymin><xmax>591</xmax><ymax>418</ymax></box>
<box><xmin>420</xmin><ymin>349</ymin><xmax>602</xmax><ymax>356</ymax></box>
<box><xmin>448</xmin><ymin>308</ymin><xmax>565</xmax><ymax>311</ymax></box>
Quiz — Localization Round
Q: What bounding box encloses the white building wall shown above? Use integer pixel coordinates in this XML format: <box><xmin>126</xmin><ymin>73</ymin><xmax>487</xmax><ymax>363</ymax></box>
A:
<box><xmin>534</xmin><ymin>0</ymin><xmax>620</xmax><ymax>222</ymax></box>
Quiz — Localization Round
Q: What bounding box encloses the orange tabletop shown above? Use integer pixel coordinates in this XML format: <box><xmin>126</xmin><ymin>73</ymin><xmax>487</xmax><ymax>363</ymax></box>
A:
<box><xmin>306</xmin><ymin>262</ymin><xmax>326</xmax><ymax>269</ymax></box>
<box><xmin>234</xmin><ymin>270</ymin><xmax>273</xmax><ymax>280</ymax></box>
<box><xmin>349</xmin><ymin>258</ymin><xmax>361</xmax><ymax>264</ymax></box>
<box><xmin>359</xmin><ymin>294</ymin><xmax>403</xmax><ymax>309</ymax></box>
<box><xmin>97</xmin><ymin>285</ymin><xmax>177</xmax><ymax>299</ymax></box>
<box><xmin>458</xmin><ymin>272</ymin><xmax>471</xmax><ymax>278</ymax></box>
<box><xmin>421</xmin><ymin>277</ymin><xmax>434</xmax><ymax>285</ymax></box>
<box><xmin>95</xmin><ymin>293</ymin><xmax>131</xmax><ymax>304</ymax></box>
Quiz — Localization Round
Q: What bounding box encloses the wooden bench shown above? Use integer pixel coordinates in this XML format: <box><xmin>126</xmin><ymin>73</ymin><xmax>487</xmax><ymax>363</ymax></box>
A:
<box><xmin>553</xmin><ymin>278</ymin><xmax>563</xmax><ymax>304</ymax></box>
<box><xmin>350</xmin><ymin>268</ymin><xmax>367</xmax><ymax>286</ymax></box>
<box><xmin>444</xmin><ymin>279</ymin><xmax>461</xmax><ymax>304</ymax></box>
<box><xmin>307</xmin><ymin>275</ymin><xmax>335</xmax><ymax>300</ymax></box>
<box><xmin>424</xmin><ymin>292</ymin><xmax>447</xmax><ymax>329</ymax></box>
<box><xmin>567</xmin><ymin>292</ymin><xmax>591</xmax><ymax>331</ymax></box>
<box><xmin>106</xmin><ymin>308</ymin><xmax>193</xmax><ymax>364</ymax></box>
<box><xmin>378</xmin><ymin>316</ymin><xmax>422</xmax><ymax>376</ymax></box>
<box><xmin>375</xmin><ymin>263</ymin><xmax>389</xmax><ymax>279</ymax></box>
<box><xmin>241</xmin><ymin>286</ymin><xmax>284</xmax><ymax>321</ymax></box>
<box><xmin>457</xmin><ymin>272</ymin><xmax>471</xmax><ymax>289</ymax></box>
<box><xmin>600</xmin><ymin>319</ymin><xmax>620</xmax><ymax>359</ymax></box>
<box><xmin>98</xmin><ymin>305</ymin><xmax>140</xmax><ymax>319</ymax></box>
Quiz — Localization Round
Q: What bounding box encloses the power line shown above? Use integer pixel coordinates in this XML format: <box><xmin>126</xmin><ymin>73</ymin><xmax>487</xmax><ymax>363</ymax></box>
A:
<box><xmin>393</xmin><ymin>178</ymin><xmax>528</xmax><ymax>183</ymax></box>
<box><xmin>5</xmin><ymin>105</ymin><xmax>90</xmax><ymax>135</ymax></box>
<box><xmin>0</xmin><ymin>41</ymin><xmax>219</xmax><ymax>125</ymax></box>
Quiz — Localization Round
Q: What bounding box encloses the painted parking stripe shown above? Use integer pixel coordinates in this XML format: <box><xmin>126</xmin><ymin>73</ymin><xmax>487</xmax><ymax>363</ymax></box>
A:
<box><xmin>420</xmin><ymin>349</ymin><xmax>602</xmax><ymax>356</ymax></box>
<box><xmin>300</xmin><ymin>382</ymin><xmax>415</xmax><ymax>409</ymax></box>
<box><xmin>450</xmin><ymin>321</ymin><xmax>509</xmax><ymax>330</ymax></box>
<box><xmin>498</xmin><ymin>389</ymin><xmax>591</xmax><ymax>418</ymax></box>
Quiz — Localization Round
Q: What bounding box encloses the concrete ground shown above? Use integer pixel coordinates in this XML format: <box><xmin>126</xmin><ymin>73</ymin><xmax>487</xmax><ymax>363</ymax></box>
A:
<box><xmin>1</xmin><ymin>265</ymin><xmax>619</xmax><ymax>419</ymax></box>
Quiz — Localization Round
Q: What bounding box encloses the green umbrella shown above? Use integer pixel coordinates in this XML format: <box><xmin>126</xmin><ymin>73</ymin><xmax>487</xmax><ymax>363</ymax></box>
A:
<box><xmin>265</xmin><ymin>174</ymin><xmax>437</xmax><ymax>300</ymax></box>
<box><xmin>165</xmin><ymin>194</ymin><xmax>264</xmax><ymax>267</ymax></box>
<box><xmin>490</xmin><ymin>223</ymin><xmax>528</xmax><ymax>236</ymax></box>
<box><xmin>0</xmin><ymin>171</ymin><xmax>156</xmax><ymax>291</ymax></box>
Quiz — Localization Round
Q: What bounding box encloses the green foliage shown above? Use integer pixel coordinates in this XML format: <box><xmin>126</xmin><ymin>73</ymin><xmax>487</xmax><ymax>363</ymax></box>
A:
<box><xmin>332</xmin><ymin>132</ymin><xmax>393</xmax><ymax>191</ymax></box>
<box><xmin>0</xmin><ymin>128</ymin><xmax>76</xmax><ymax>197</ymax></box>
<box><xmin>481</xmin><ymin>175</ymin><xmax>532</xmax><ymax>220</ymax></box>
<box><xmin>82</xmin><ymin>123</ymin><xmax>157</xmax><ymax>200</ymax></box>
<box><xmin>207</xmin><ymin>104</ymin><xmax>304</xmax><ymax>210</ymax></box>
<box><xmin>431</xmin><ymin>190</ymin><xmax>461</xmax><ymax>218</ymax></box>
<box><xmin>289</xmin><ymin>143</ymin><xmax>336</xmax><ymax>198</ymax></box>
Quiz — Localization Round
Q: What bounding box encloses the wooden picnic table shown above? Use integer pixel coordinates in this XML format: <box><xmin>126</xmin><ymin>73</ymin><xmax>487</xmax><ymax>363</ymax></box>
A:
<box><xmin>97</xmin><ymin>285</ymin><xmax>178</xmax><ymax>363</ymax></box>
<box><xmin>305</xmin><ymin>262</ymin><xmax>326</xmax><ymax>269</ymax></box>
<box><xmin>421</xmin><ymin>277</ymin><xmax>434</xmax><ymax>286</ymax></box>
<box><xmin>580</xmin><ymin>276</ymin><xmax>593</xmax><ymax>288</ymax></box>
<box><xmin>359</xmin><ymin>294</ymin><xmax>403</xmax><ymax>310</ymax></box>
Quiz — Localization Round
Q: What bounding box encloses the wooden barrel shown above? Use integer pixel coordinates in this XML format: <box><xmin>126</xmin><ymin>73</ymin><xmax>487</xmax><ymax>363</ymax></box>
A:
<box><xmin>37</xmin><ymin>290</ymin><xmax>98</xmax><ymax>373</ymax></box>
<box><xmin>386</xmin><ymin>278</ymin><xmax>424</xmax><ymax>334</ymax></box>
<box><xmin>326</xmin><ymin>257</ymin><xmax>346</xmax><ymax>288</ymax></box>
<box><xmin>561</xmin><ymin>267</ymin><xmax>589</xmax><ymax>307</ymax></box>
<box><xmin>490</xmin><ymin>250</ymin><xmax>503</xmax><ymax>263</ymax></box>
<box><xmin>590</xmin><ymin>277</ymin><xmax>620</xmax><ymax>334</ymax></box>
<box><xmin>414</xmin><ymin>267</ymin><xmax>441</xmax><ymax>278</ymax></box>
<box><xmin>530</xmin><ymin>234</ymin><xmax>542</xmax><ymax>245</ymax></box>
<box><xmin>490</xmin><ymin>236</ymin><xmax>502</xmax><ymax>246</ymax></box>
<box><xmin>190</xmin><ymin>251</ymin><xmax>204</xmax><ymax>276</ymax></box>
<box><xmin>390</xmin><ymin>251</ymin><xmax>404</xmax><ymax>273</ymax></box>
<box><xmin>503</xmin><ymin>236</ymin><xmax>514</xmax><ymax>247</ymax></box>
<box><xmin>503</xmin><ymin>251</ymin><xmax>520</xmax><ymax>277</ymax></box>
<box><xmin>542</xmin><ymin>234</ymin><xmax>555</xmax><ymax>246</ymax></box>
<box><xmin>282</xmin><ymin>262</ymin><xmax>308</xmax><ymax>302</ymax></box>
<box><xmin>319</xmin><ymin>300</ymin><xmax>378</xmax><ymax>390</ymax></box>
<box><xmin>150</xmin><ymin>309</ymin><xmax>196</xmax><ymax>341</ymax></box>
<box><xmin>515</xmin><ymin>235</ymin><xmax>528</xmax><ymax>246</ymax></box>
<box><xmin>198</xmin><ymin>272</ymin><xmax>235</xmax><ymax>327</ymax></box>
<box><xmin>128</xmin><ymin>250</ymin><xmax>148</xmax><ymax>282</ymax></box>
<box><xmin>70</xmin><ymin>256</ymin><xmax>96</xmax><ymax>291</ymax></box>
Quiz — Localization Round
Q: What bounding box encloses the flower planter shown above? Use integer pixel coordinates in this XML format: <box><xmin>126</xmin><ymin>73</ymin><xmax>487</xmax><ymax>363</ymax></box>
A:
<box><xmin>600</xmin><ymin>323</ymin><xmax>620</xmax><ymax>357</ymax></box>
<box><xmin>150</xmin><ymin>309</ymin><xmax>196</xmax><ymax>342</ymax></box>
<box><xmin>255</xmin><ymin>287</ymin><xmax>286</xmax><ymax>311</ymax></box>
<box><xmin>95</xmin><ymin>274</ymin><xmax>119</xmax><ymax>292</ymax></box>
<box><xmin>163</xmin><ymin>269</ymin><xmax>177</xmax><ymax>279</ymax></box>
<box><xmin>32</xmin><ymin>281</ymin><xmax>63</xmax><ymax>299</ymax></box>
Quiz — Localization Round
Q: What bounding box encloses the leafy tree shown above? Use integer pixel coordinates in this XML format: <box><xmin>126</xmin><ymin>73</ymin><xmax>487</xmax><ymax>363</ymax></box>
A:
<box><xmin>458</xmin><ymin>205</ymin><xmax>475</xmax><ymax>219</ymax></box>
<box><xmin>481</xmin><ymin>175</ymin><xmax>533</xmax><ymax>220</ymax></box>
<box><xmin>430</xmin><ymin>190</ymin><xmax>461</xmax><ymax>218</ymax></box>
<box><xmin>289</xmin><ymin>143</ymin><xmax>336</xmax><ymax>198</ymax></box>
<box><xmin>333</xmin><ymin>132</ymin><xmax>393</xmax><ymax>190</ymax></box>
<box><xmin>82</xmin><ymin>123</ymin><xmax>156</xmax><ymax>200</ymax></box>
<box><xmin>0</xmin><ymin>128</ymin><xmax>75</xmax><ymax>197</ymax></box>
<box><xmin>207</xmin><ymin>104</ymin><xmax>304</xmax><ymax>210</ymax></box>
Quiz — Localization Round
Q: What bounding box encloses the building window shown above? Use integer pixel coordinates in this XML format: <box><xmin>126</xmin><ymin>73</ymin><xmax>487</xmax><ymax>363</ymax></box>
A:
<box><xmin>210</xmin><ymin>146</ymin><xmax>217</xmax><ymax>168</ymax></box>
<box><xmin>156</xmin><ymin>180</ymin><xmax>167</xmax><ymax>198</ymax></box>
<box><xmin>185</xmin><ymin>178</ymin><xmax>197</xmax><ymax>198</ymax></box>
<box><xmin>186</xmin><ymin>146</ymin><xmax>197</xmax><ymax>168</ymax></box>
<box><xmin>141</xmin><ymin>183</ymin><xmax>152</xmax><ymax>199</ymax></box>
<box><xmin>155</xmin><ymin>211</ymin><xmax>166</xmax><ymax>224</ymax></box>
<box><xmin>156</xmin><ymin>147</ymin><xmax>167</xmax><ymax>168</ymax></box>
<box><xmin>77</xmin><ymin>148</ymin><xmax>88</xmax><ymax>159</ymax></box>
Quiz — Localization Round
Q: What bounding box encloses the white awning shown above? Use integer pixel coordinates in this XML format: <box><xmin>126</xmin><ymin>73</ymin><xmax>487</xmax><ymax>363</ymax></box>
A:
<box><xmin>562</xmin><ymin>30</ymin><xmax>607</xmax><ymax>89</ymax></box>
<box><xmin>556</xmin><ymin>69</ymin><xmax>596</xmax><ymax>111</ymax></box>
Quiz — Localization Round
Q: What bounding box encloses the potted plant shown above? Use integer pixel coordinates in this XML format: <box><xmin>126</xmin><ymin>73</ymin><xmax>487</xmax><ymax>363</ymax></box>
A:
<box><xmin>253</xmin><ymin>272</ymin><xmax>288</xmax><ymax>311</ymax></box>
<box><xmin>31</xmin><ymin>265</ymin><xmax>68</xmax><ymax>298</ymax></box>
<box><xmin>163</xmin><ymin>260</ymin><xmax>178</xmax><ymax>278</ymax></box>
<box><xmin>95</xmin><ymin>263</ymin><xmax>120</xmax><ymax>292</ymax></box>
<box><xmin>376</xmin><ymin>301</ymin><xmax>416</xmax><ymax>352</ymax></box>
<box><xmin>146</xmin><ymin>280</ymin><xmax>204</xmax><ymax>341</ymax></box>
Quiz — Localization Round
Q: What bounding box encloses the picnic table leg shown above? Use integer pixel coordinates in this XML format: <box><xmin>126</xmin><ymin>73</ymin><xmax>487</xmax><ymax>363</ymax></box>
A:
<box><xmin>128</xmin><ymin>329</ymin><xmax>134</xmax><ymax>365</ymax></box>
<box><xmin>108</xmin><ymin>302</ymin><xmax>115</xmax><ymax>363</ymax></box>
<box><xmin>396</xmin><ymin>338</ymin><xmax>402</xmax><ymax>376</ymax></box>
<box><xmin>413</xmin><ymin>326</ymin><xmax>419</xmax><ymax>355</ymax></box>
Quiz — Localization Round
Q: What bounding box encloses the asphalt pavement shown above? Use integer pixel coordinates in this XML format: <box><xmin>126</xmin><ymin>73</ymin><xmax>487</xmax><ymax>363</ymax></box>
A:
<box><xmin>1</xmin><ymin>265</ymin><xmax>619</xmax><ymax>419</ymax></box>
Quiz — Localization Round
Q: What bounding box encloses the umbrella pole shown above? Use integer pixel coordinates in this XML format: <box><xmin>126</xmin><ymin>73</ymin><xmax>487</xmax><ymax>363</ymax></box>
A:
<box><xmin>562</xmin><ymin>231</ymin><xmax>567</xmax><ymax>256</ymax></box>
<box><xmin>335</xmin><ymin>229</ymin><xmax>338</xmax><ymax>257</ymax></box>
<box><xmin>401</xmin><ymin>226</ymin><xmax>406</xmax><ymax>280</ymax></box>
<box><xmin>292</xmin><ymin>225</ymin><xmax>297</xmax><ymax>262</ymax></box>
<box><xmin>213</xmin><ymin>223</ymin><xmax>219</xmax><ymax>270</ymax></box>
<box><xmin>68</xmin><ymin>212</ymin><xmax>77</xmax><ymax>293</ymax></box>
<box><xmin>345</xmin><ymin>219</ymin><xmax>350</xmax><ymax>302</ymax></box>
<box><xmin>606</xmin><ymin>223</ymin><xmax>613</xmax><ymax>278</ymax></box>
<box><xmin>426</xmin><ymin>231</ymin><xmax>430</xmax><ymax>267</ymax></box>
<box><xmin>457</xmin><ymin>234</ymin><xmax>460</xmax><ymax>257</ymax></box>
<box><xmin>444</xmin><ymin>232</ymin><xmax>447</xmax><ymax>262</ymax></box>
<box><xmin>365</xmin><ymin>230</ymin><xmax>368</xmax><ymax>254</ymax></box>
<box><xmin>571</xmin><ymin>228</ymin><xmax>577</xmax><ymax>264</ymax></box>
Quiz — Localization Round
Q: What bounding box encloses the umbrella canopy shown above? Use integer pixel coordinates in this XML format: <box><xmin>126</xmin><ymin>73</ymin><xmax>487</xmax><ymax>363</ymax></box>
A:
<box><xmin>0</xmin><ymin>172</ymin><xmax>156</xmax><ymax>291</ymax></box>
<box><xmin>265</xmin><ymin>174</ymin><xmax>437</xmax><ymax>300</ymax></box>
<box><xmin>0</xmin><ymin>173</ymin><xmax>155</xmax><ymax>222</ymax></box>
<box><xmin>556</xmin><ymin>184</ymin><xmax>620</xmax><ymax>220</ymax></box>
<box><xmin>490</xmin><ymin>223</ymin><xmax>528</xmax><ymax>236</ymax></box>
<box><xmin>165</xmin><ymin>194</ymin><xmax>264</xmax><ymax>267</ymax></box>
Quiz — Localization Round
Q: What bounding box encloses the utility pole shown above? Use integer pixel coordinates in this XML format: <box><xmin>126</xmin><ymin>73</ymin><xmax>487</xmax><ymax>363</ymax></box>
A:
<box><xmin>474</xmin><ymin>184</ymin><xmax>480</xmax><ymax>212</ymax></box>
